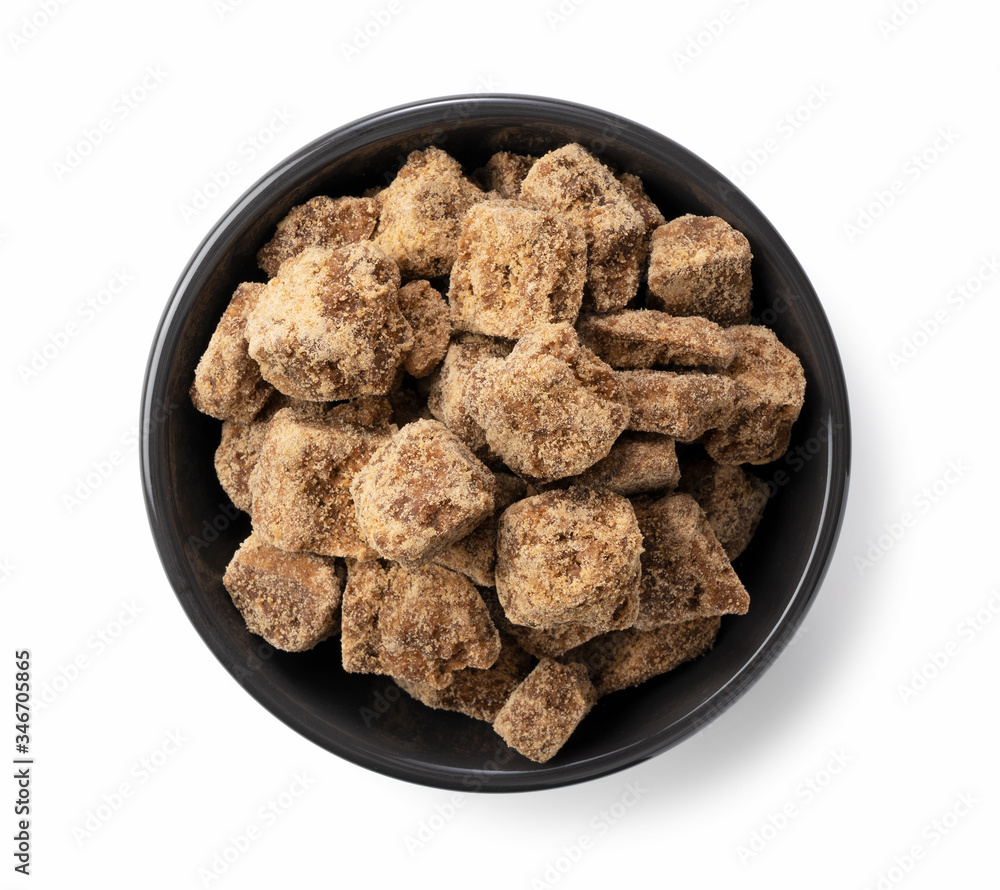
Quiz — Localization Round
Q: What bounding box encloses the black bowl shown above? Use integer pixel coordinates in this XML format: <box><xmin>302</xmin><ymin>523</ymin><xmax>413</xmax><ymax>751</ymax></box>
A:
<box><xmin>140</xmin><ymin>94</ymin><xmax>851</xmax><ymax>792</ymax></box>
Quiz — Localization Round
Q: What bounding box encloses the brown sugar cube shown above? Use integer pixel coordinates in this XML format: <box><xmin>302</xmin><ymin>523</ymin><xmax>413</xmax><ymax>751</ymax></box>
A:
<box><xmin>519</xmin><ymin>143</ymin><xmax>646</xmax><ymax>313</ymax></box>
<box><xmin>373</xmin><ymin>146</ymin><xmax>485</xmax><ymax>278</ymax></box>
<box><xmin>256</xmin><ymin>196</ymin><xmax>378</xmax><ymax>278</ymax></box>
<box><xmin>704</xmin><ymin>325</ymin><xmax>806</xmax><ymax>465</ymax></box>
<box><xmin>576</xmin><ymin>310</ymin><xmax>736</xmax><ymax>370</ymax></box>
<box><xmin>573</xmin><ymin>432</ymin><xmax>680</xmax><ymax>496</ymax></box>
<box><xmin>427</xmin><ymin>333</ymin><xmax>513</xmax><ymax>454</ymax></box>
<box><xmin>448</xmin><ymin>200</ymin><xmax>586</xmax><ymax>339</ymax></box>
<box><xmin>647</xmin><ymin>215</ymin><xmax>753</xmax><ymax>326</ymax></box>
<box><xmin>496</xmin><ymin>486</ymin><xmax>642</xmax><ymax>631</ymax></box>
<box><xmin>631</xmin><ymin>493</ymin><xmax>749</xmax><ymax>628</ymax></box>
<box><xmin>679</xmin><ymin>459</ymin><xmax>769</xmax><ymax>560</ymax></box>
<box><xmin>223</xmin><ymin>533</ymin><xmax>344</xmax><ymax>652</ymax></box>
<box><xmin>396</xmin><ymin>631</ymin><xmax>534</xmax><ymax>723</ymax></box>
<box><xmin>493</xmin><ymin>659</ymin><xmax>596</xmax><ymax>763</ymax></box>
<box><xmin>619</xmin><ymin>370</ymin><xmax>735</xmax><ymax>442</ymax></box>
<box><xmin>564</xmin><ymin>617</ymin><xmax>721</xmax><ymax>696</ymax></box>
<box><xmin>350</xmin><ymin>419</ymin><xmax>496</xmax><ymax>569</ymax></box>
<box><xmin>191</xmin><ymin>282</ymin><xmax>273</xmax><ymax>421</ymax></box>
<box><xmin>215</xmin><ymin>419</ymin><xmax>270</xmax><ymax>512</ymax></box>
<box><xmin>464</xmin><ymin>322</ymin><xmax>630</xmax><ymax>482</ymax></box>
<box><xmin>396</xmin><ymin>280</ymin><xmax>451</xmax><ymax>377</ymax></box>
<box><xmin>245</xmin><ymin>243</ymin><xmax>413</xmax><ymax>402</ymax></box>
<box><xmin>477</xmin><ymin>151</ymin><xmax>536</xmax><ymax>199</ymax></box>
<box><xmin>249</xmin><ymin>408</ymin><xmax>394</xmax><ymax>558</ymax></box>
<box><xmin>341</xmin><ymin>560</ymin><xmax>500</xmax><ymax>688</ymax></box>
<box><xmin>433</xmin><ymin>471</ymin><xmax>527</xmax><ymax>587</ymax></box>
<box><xmin>617</xmin><ymin>172</ymin><xmax>667</xmax><ymax>233</ymax></box>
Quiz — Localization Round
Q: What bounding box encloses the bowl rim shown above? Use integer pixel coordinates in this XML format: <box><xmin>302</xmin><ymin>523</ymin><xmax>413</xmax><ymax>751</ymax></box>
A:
<box><xmin>140</xmin><ymin>93</ymin><xmax>851</xmax><ymax>792</ymax></box>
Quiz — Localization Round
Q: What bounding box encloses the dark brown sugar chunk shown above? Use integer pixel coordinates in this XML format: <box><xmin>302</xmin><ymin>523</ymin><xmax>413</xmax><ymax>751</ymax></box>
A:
<box><xmin>215</xmin><ymin>419</ymin><xmax>270</xmax><ymax>513</ymax></box>
<box><xmin>576</xmin><ymin>310</ymin><xmax>736</xmax><ymax>370</ymax></box>
<box><xmin>619</xmin><ymin>370</ymin><xmax>735</xmax><ymax>442</ymax></box>
<box><xmin>464</xmin><ymin>322</ymin><xmax>630</xmax><ymax>482</ymax></box>
<box><xmin>647</xmin><ymin>215</ymin><xmax>753</xmax><ymax>326</ymax></box>
<box><xmin>704</xmin><ymin>325</ymin><xmax>807</xmax><ymax>465</ymax></box>
<box><xmin>617</xmin><ymin>172</ymin><xmax>667</xmax><ymax>234</ymax></box>
<box><xmin>493</xmin><ymin>659</ymin><xmax>596</xmax><ymax>763</ymax></box>
<box><xmin>448</xmin><ymin>199</ymin><xmax>586</xmax><ymax>339</ymax></box>
<box><xmin>191</xmin><ymin>282</ymin><xmax>273</xmax><ymax>421</ymax></box>
<box><xmin>432</xmin><ymin>471</ymin><xmax>527</xmax><ymax>587</ymax></box>
<box><xmin>496</xmin><ymin>486</ymin><xmax>642</xmax><ymax>631</ymax></box>
<box><xmin>341</xmin><ymin>560</ymin><xmax>500</xmax><ymax>688</ymax></box>
<box><xmin>248</xmin><ymin>408</ymin><xmax>394</xmax><ymax>558</ymax></box>
<box><xmin>679</xmin><ymin>459</ymin><xmax>768</xmax><ymax>560</ymax></box>
<box><xmin>350</xmin><ymin>419</ymin><xmax>496</xmax><ymax>569</ymax></box>
<box><xmin>564</xmin><ymin>617</ymin><xmax>721</xmax><ymax>696</ymax></box>
<box><xmin>396</xmin><ymin>280</ymin><xmax>451</xmax><ymax>377</ymax></box>
<box><xmin>223</xmin><ymin>533</ymin><xmax>344</xmax><ymax>652</ymax></box>
<box><xmin>427</xmin><ymin>333</ymin><xmax>513</xmax><ymax>454</ymax></box>
<box><xmin>631</xmin><ymin>493</ymin><xmax>749</xmax><ymax>628</ymax></box>
<box><xmin>520</xmin><ymin>143</ymin><xmax>646</xmax><ymax>312</ymax></box>
<box><xmin>573</xmin><ymin>432</ymin><xmax>680</xmax><ymax>496</ymax></box>
<box><xmin>245</xmin><ymin>243</ymin><xmax>413</xmax><ymax>402</ymax></box>
<box><xmin>373</xmin><ymin>146</ymin><xmax>485</xmax><ymax>278</ymax></box>
<box><xmin>477</xmin><ymin>151</ymin><xmax>536</xmax><ymax>199</ymax></box>
<box><xmin>396</xmin><ymin>631</ymin><xmax>534</xmax><ymax>723</ymax></box>
<box><xmin>257</xmin><ymin>196</ymin><xmax>378</xmax><ymax>278</ymax></box>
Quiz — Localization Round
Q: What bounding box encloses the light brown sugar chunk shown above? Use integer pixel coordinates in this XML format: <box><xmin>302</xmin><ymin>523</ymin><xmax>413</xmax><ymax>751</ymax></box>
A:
<box><xmin>505</xmin><ymin>620</ymin><xmax>606</xmax><ymax>660</ymax></box>
<box><xmin>341</xmin><ymin>560</ymin><xmax>500</xmax><ymax>688</ymax></box>
<box><xmin>245</xmin><ymin>243</ymin><xmax>413</xmax><ymax>402</ymax></box>
<box><xmin>350</xmin><ymin>419</ymin><xmax>496</xmax><ymax>569</ymax></box>
<box><xmin>631</xmin><ymin>493</ymin><xmax>749</xmax><ymax>628</ymax></box>
<box><xmin>464</xmin><ymin>322</ymin><xmax>629</xmax><ymax>482</ymax></box>
<box><xmin>573</xmin><ymin>432</ymin><xmax>680</xmax><ymax>496</ymax></box>
<box><xmin>191</xmin><ymin>282</ymin><xmax>273</xmax><ymax>421</ymax></box>
<box><xmin>448</xmin><ymin>200</ymin><xmax>586</xmax><ymax>339</ymax></box>
<box><xmin>433</xmin><ymin>471</ymin><xmax>527</xmax><ymax>587</ymax></box>
<box><xmin>397</xmin><ymin>631</ymin><xmax>534</xmax><ymax>723</ymax></box>
<box><xmin>427</xmin><ymin>333</ymin><xmax>513</xmax><ymax>454</ymax></box>
<box><xmin>619</xmin><ymin>370</ymin><xmax>735</xmax><ymax>442</ymax></box>
<box><xmin>679</xmin><ymin>459</ymin><xmax>769</xmax><ymax>560</ymax></box>
<box><xmin>704</xmin><ymin>325</ymin><xmax>806</xmax><ymax>465</ymax></box>
<box><xmin>257</xmin><ymin>196</ymin><xmax>378</xmax><ymax>278</ymax></box>
<box><xmin>493</xmin><ymin>659</ymin><xmax>596</xmax><ymax>762</ymax></box>
<box><xmin>478</xmin><ymin>152</ymin><xmax>536</xmax><ymax>199</ymax></box>
<box><xmin>248</xmin><ymin>408</ymin><xmax>394</xmax><ymax>558</ymax></box>
<box><xmin>564</xmin><ymin>617</ymin><xmax>721</xmax><ymax>696</ymax></box>
<box><xmin>223</xmin><ymin>533</ymin><xmax>344</xmax><ymax>652</ymax></box>
<box><xmin>576</xmin><ymin>310</ymin><xmax>735</xmax><ymax>370</ymax></box>
<box><xmin>495</xmin><ymin>486</ymin><xmax>642</xmax><ymax>631</ymax></box>
<box><xmin>520</xmin><ymin>143</ymin><xmax>646</xmax><ymax>312</ymax></box>
<box><xmin>374</xmin><ymin>146</ymin><xmax>485</xmax><ymax>278</ymax></box>
<box><xmin>396</xmin><ymin>280</ymin><xmax>451</xmax><ymax>377</ymax></box>
<box><xmin>647</xmin><ymin>215</ymin><xmax>753</xmax><ymax>326</ymax></box>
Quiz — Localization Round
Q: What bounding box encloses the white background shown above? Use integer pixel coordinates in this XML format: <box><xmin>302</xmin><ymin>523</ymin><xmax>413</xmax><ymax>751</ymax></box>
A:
<box><xmin>2</xmin><ymin>0</ymin><xmax>998</xmax><ymax>887</ymax></box>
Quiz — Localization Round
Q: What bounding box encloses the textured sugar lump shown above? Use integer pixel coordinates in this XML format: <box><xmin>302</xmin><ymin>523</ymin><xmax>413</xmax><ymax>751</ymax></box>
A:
<box><xmin>341</xmin><ymin>560</ymin><xmax>500</xmax><ymax>689</ymax></box>
<box><xmin>223</xmin><ymin>533</ymin><xmax>344</xmax><ymax>652</ymax></box>
<box><xmin>647</xmin><ymin>214</ymin><xmax>753</xmax><ymax>326</ymax></box>
<box><xmin>245</xmin><ymin>243</ymin><xmax>413</xmax><ymax>401</ymax></box>
<box><xmin>350</xmin><ymin>419</ymin><xmax>496</xmax><ymax>570</ymax></box>
<box><xmin>495</xmin><ymin>485</ymin><xmax>642</xmax><ymax>632</ymax></box>
<box><xmin>618</xmin><ymin>369</ymin><xmax>735</xmax><ymax>442</ymax></box>
<box><xmin>679</xmin><ymin>458</ymin><xmax>769</xmax><ymax>560</ymax></box>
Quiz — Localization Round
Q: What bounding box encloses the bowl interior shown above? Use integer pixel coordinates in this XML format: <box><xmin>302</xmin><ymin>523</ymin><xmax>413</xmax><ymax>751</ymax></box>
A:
<box><xmin>141</xmin><ymin>95</ymin><xmax>850</xmax><ymax>791</ymax></box>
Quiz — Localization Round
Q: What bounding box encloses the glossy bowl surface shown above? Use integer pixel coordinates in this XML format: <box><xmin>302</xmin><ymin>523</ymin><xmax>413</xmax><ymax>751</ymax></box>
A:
<box><xmin>140</xmin><ymin>94</ymin><xmax>851</xmax><ymax>792</ymax></box>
